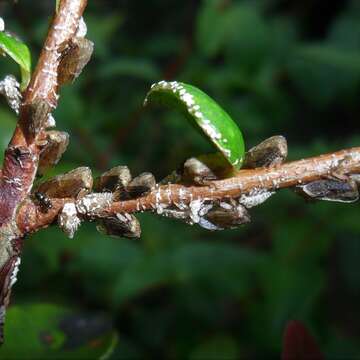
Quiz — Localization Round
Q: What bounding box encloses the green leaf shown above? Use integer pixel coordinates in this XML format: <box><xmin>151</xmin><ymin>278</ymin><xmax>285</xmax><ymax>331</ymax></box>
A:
<box><xmin>196</xmin><ymin>0</ymin><xmax>232</xmax><ymax>56</ymax></box>
<box><xmin>113</xmin><ymin>242</ymin><xmax>263</xmax><ymax>305</ymax></box>
<box><xmin>288</xmin><ymin>44</ymin><xmax>360</xmax><ymax>106</ymax></box>
<box><xmin>0</xmin><ymin>31</ymin><xmax>31</xmax><ymax>90</ymax></box>
<box><xmin>296</xmin><ymin>44</ymin><xmax>360</xmax><ymax>71</ymax></box>
<box><xmin>98</xmin><ymin>58</ymin><xmax>160</xmax><ymax>81</ymax></box>
<box><xmin>189</xmin><ymin>335</ymin><xmax>240</xmax><ymax>360</ymax></box>
<box><xmin>144</xmin><ymin>81</ymin><xmax>245</xmax><ymax>169</ymax></box>
<box><xmin>0</xmin><ymin>303</ymin><xmax>118</xmax><ymax>359</ymax></box>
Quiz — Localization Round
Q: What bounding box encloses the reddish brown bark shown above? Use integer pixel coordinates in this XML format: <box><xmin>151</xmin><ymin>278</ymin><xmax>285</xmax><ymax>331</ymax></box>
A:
<box><xmin>0</xmin><ymin>0</ymin><xmax>88</xmax><ymax>343</ymax></box>
<box><xmin>0</xmin><ymin>0</ymin><xmax>87</xmax><ymax>224</ymax></box>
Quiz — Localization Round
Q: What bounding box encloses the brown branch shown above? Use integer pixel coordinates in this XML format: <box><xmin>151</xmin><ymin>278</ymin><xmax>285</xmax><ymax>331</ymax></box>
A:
<box><xmin>0</xmin><ymin>0</ymin><xmax>88</xmax><ymax>343</ymax></box>
<box><xmin>17</xmin><ymin>146</ymin><xmax>360</xmax><ymax>235</ymax></box>
<box><xmin>0</xmin><ymin>0</ymin><xmax>87</xmax><ymax>225</ymax></box>
<box><xmin>11</xmin><ymin>0</ymin><xmax>87</xmax><ymax>147</ymax></box>
<box><xmin>104</xmin><ymin>147</ymin><xmax>360</xmax><ymax>214</ymax></box>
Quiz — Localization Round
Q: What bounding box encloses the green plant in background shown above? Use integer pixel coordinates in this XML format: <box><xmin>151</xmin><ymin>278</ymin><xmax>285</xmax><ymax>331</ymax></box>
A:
<box><xmin>0</xmin><ymin>0</ymin><xmax>359</xmax><ymax>359</ymax></box>
<box><xmin>0</xmin><ymin>304</ymin><xmax>118</xmax><ymax>359</ymax></box>
<box><xmin>0</xmin><ymin>30</ymin><xmax>31</xmax><ymax>90</ymax></box>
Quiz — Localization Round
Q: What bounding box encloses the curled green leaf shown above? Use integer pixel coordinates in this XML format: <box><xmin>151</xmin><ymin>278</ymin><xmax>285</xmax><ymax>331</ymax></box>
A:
<box><xmin>0</xmin><ymin>31</ymin><xmax>31</xmax><ymax>90</ymax></box>
<box><xmin>144</xmin><ymin>81</ymin><xmax>245</xmax><ymax>169</ymax></box>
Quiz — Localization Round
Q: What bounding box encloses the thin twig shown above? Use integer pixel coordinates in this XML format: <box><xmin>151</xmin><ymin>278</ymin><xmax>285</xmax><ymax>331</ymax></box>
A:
<box><xmin>17</xmin><ymin>147</ymin><xmax>360</xmax><ymax>235</ymax></box>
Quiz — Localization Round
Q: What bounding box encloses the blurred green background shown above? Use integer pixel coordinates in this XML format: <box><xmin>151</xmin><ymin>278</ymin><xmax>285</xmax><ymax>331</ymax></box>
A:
<box><xmin>1</xmin><ymin>0</ymin><xmax>360</xmax><ymax>358</ymax></box>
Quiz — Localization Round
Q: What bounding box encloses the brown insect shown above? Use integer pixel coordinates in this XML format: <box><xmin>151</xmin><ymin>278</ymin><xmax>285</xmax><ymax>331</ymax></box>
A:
<box><xmin>58</xmin><ymin>37</ymin><xmax>94</xmax><ymax>86</ymax></box>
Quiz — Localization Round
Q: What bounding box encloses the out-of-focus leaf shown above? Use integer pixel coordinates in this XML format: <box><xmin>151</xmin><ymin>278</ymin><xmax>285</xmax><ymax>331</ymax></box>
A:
<box><xmin>145</xmin><ymin>81</ymin><xmax>245</xmax><ymax>169</ymax></box>
<box><xmin>254</xmin><ymin>261</ymin><xmax>325</xmax><ymax>341</ymax></box>
<box><xmin>197</xmin><ymin>1</ymin><xmax>281</xmax><ymax>77</ymax></box>
<box><xmin>173</xmin><ymin>242</ymin><xmax>262</xmax><ymax>281</ymax></box>
<box><xmin>98</xmin><ymin>58</ymin><xmax>160</xmax><ymax>80</ymax></box>
<box><xmin>86</xmin><ymin>14</ymin><xmax>123</xmax><ymax>59</ymax></box>
<box><xmin>143</xmin><ymin>34</ymin><xmax>182</xmax><ymax>57</ymax></box>
<box><xmin>324</xmin><ymin>330</ymin><xmax>360</xmax><ymax>359</ymax></box>
<box><xmin>223</xmin><ymin>5</ymin><xmax>271</xmax><ymax>72</ymax></box>
<box><xmin>0</xmin><ymin>31</ymin><xmax>31</xmax><ymax>89</ymax></box>
<box><xmin>338</xmin><ymin>234</ymin><xmax>360</xmax><ymax>292</ymax></box>
<box><xmin>196</xmin><ymin>0</ymin><xmax>232</xmax><ymax>56</ymax></box>
<box><xmin>328</xmin><ymin>12</ymin><xmax>360</xmax><ymax>50</ymax></box>
<box><xmin>288</xmin><ymin>45</ymin><xmax>360</xmax><ymax>106</ymax></box>
<box><xmin>190</xmin><ymin>335</ymin><xmax>240</xmax><ymax>360</ymax></box>
<box><xmin>113</xmin><ymin>250</ymin><xmax>174</xmax><ymax>304</ymax></box>
<box><xmin>76</xmin><ymin>234</ymin><xmax>141</xmax><ymax>277</ymax></box>
<box><xmin>113</xmin><ymin>242</ymin><xmax>263</xmax><ymax>304</ymax></box>
<box><xmin>0</xmin><ymin>303</ymin><xmax>118</xmax><ymax>359</ymax></box>
<box><xmin>56</xmin><ymin>86</ymin><xmax>84</xmax><ymax>126</ymax></box>
<box><xmin>296</xmin><ymin>45</ymin><xmax>360</xmax><ymax>72</ymax></box>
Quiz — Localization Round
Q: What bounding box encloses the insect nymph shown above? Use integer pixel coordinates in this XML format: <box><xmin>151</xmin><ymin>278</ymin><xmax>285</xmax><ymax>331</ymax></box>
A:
<box><xmin>34</xmin><ymin>191</ymin><xmax>52</xmax><ymax>212</ymax></box>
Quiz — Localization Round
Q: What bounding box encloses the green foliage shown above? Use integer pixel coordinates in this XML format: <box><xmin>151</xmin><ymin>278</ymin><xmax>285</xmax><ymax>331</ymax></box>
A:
<box><xmin>145</xmin><ymin>81</ymin><xmax>245</xmax><ymax>168</ymax></box>
<box><xmin>0</xmin><ymin>0</ymin><xmax>360</xmax><ymax>358</ymax></box>
<box><xmin>0</xmin><ymin>303</ymin><xmax>117</xmax><ymax>359</ymax></box>
<box><xmin>0</xmin><ymin>30</ymin><xmax>31</xmax><ymax>89</ymax></box>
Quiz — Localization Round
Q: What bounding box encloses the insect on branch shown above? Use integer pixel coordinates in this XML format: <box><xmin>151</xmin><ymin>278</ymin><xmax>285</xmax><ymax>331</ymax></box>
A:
<box><xmin>16</xmin><ymin>146</ymin><xmax>360</xmax><ymax>236</ymax></box>
<box><xmin>0</xmin><ymin>0</ymin><xmax>359</xmax><ymax>346</ymax></box>
<box><xmin>0</xmin><ymin>0</ymin><xmax>88</xmax><ymax>343</ymax></box>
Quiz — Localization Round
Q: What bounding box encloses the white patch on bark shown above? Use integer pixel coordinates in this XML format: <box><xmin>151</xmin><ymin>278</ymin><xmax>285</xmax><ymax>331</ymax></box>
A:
<box><xmin>0</xmin><ymin>75</ymin><xmax>21</xmax><ymax>114</ymax></box>
<box><xmin>45</xmin><ymin>114</ymin><xmax>56</xmax><ymax>128</ymax></box>
<box><xmin>58</xmin><ymin>202</ymin><xmax>81</xmax><ymax>239</ymax></box>
<box><xmin>189</xmin><ymin>199</ymin><xmax>204</xmax><ymax>224</ymax></box>
<box><xmin>76</xmin><ymin>17</ymin><xmax>87</xmax><ymax>37</ymax></box>
<box><xmin>239</xmin><ymin>190</ymin><xmax>274</xmax><ymax>208</ymax></box>
<box><xmin>76</xmin><ymin>192</ymin><xmax>113</xmax><ymax>216</ymax></box>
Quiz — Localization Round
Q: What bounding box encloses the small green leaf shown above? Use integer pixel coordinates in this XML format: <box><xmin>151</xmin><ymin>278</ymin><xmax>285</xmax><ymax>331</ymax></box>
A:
<box><xmin>0</xmin><ymin>31</ymin><xmax>31</xmax><ymax>90</ymax></box>
<box><xmin>144</xmin><ymin>81</ymin><xmax>245</xmax><ymax>169</ymax></box>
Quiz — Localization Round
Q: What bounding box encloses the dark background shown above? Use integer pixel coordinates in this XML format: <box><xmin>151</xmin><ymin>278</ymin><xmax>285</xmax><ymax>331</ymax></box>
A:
<box><xmin>0</xmin><ymin>0</ymin><xmax>360</xmax><ymax>358</ymax></box>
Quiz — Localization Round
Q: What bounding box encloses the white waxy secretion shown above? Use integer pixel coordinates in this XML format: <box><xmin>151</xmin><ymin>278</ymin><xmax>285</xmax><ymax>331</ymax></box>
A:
<box><xmin>58</xmin><ymin>202</ymin><xmax>81</xmax><ymax>239</ymax></box>
<box><xmin>0</xmin><ymin>75</ymin><xmax>22</xmax><ymax>114</ymax></box>
<box><xmin>76</xmin><ymin>17</ymin><xmax>87</xmax><ymax>38</ymax></box>
<box><xmin>46</xmin><ymin>114</ymin><xmax>56</xmax><ymax>128</ymax></box>
<box><xmin>189</xmin><ymin>199</ymin><xmax>204</xmax><ymax>224</ymax></box>
<box><xmin>76</xmin><ymin>192</ymin><xmax>113</xmax><ymax>216</ymax></box>
<box><xmin>238</xmin><ymin>190</ymin><xmax>274</xmax><ymax>208</ymax></box>
<box><xmin>0</xmin><ymin>18</ymin><xmax>4</xmax><ymax>32</ymax></box>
